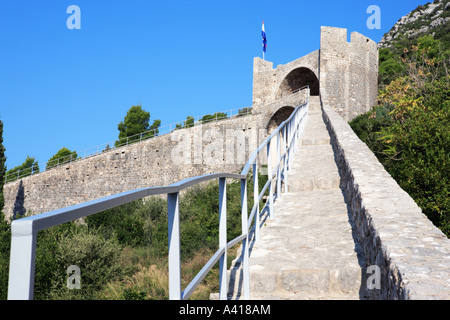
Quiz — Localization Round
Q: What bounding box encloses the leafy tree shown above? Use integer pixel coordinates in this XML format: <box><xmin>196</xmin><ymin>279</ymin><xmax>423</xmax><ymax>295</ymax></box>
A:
<box><xmin>175</xmin><ymin>116</ymin><xmax>195</xmax><ymax>130</ymax></box>
<box><xmin>5</xmin><ymin>156</ymin><xmax>39</xmax><ymax>182</ymax></box>
<box><xmin>46</xmin><ymin>148</ymin><xmax>77</xmax><ymax>169</ymax></box>
<box><xmin>237</xmin><ymin>107</ymin><xmax>252</xmax><ymax>117</ymax></box>
<box><xmin>115</xmin><ymin>104</ymin><xmax>161</xmax><ymax>147</ymax></box>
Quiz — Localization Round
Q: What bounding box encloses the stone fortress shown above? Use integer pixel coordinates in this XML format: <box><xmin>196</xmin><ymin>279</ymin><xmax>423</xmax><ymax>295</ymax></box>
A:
<box><xmin>3</xmin><ymin>26</ymin><xmax>378</xmax><ymax>218</ymax></box>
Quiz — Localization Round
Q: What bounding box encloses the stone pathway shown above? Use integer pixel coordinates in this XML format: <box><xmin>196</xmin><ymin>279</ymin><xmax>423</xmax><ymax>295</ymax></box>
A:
<box><xmin>227</xmin><ymin>96</ymin><xmax>366</xmax><ymax>300</ymax></box>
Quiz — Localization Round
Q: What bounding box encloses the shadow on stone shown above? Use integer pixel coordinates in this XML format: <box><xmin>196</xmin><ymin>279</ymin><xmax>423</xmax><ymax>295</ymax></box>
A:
<box><xmin>13</xmin><ymin>180</ymin><xmax>26</xmax><ymax>220</ymax></box>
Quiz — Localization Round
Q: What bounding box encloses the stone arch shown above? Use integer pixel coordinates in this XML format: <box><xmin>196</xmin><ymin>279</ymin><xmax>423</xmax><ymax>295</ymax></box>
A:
<box><xmin>267</xmin><ymin>106</ymin><xmax>295</xmax><ymax>134</ymax></box>
<box><xmin>276</xmin><ymin>67</ymin><xmax>319</xmax><ymax>98</ymax></box>
<box><xmin>265</xmin><ymin>106</ymin><xmax>294</xmax><ymax>169</ymax></box>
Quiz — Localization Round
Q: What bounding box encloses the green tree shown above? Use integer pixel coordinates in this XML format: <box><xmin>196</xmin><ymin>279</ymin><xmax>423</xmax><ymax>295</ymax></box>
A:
<box><xmin>201</xmin><ymin>112</ymin><xmax>228</xmax><ymax>124</ymax></box>
<box><xmin>378</xmin><ymin>48</ymin><xmax>404</xmax><ymax>88</ymax></box>
<box><xmin>0</xmin><ymin>119</ymin><xmax>6</xmax><ymax>210</ymax></box>
<box><xmin>175</xmin><ymin>116</ymin><xmax>195</xmax><ymax>130</ymax></box>
<box><xmin>46</xmin><ymin>148</ymin><xmax>77</xmax><ymax>169</ymax></box>
<box><xmin>0</xmin><ymin>118</ymin><xmax>11</xmax><ymax>300</ymax></box>
<box><xmin>237</xmin><ymin>107</ymin><xmax>252</xmax><ymax>117</ymax></box>
<box><xmin>5</xmin><ymin>156</ymin><xmax>39</xmax><ymax>182</ymax></box>
<box><xmin>115</xmin><ymin>104</ymin><xmax>161</xmax><ymax>147</ymax></box>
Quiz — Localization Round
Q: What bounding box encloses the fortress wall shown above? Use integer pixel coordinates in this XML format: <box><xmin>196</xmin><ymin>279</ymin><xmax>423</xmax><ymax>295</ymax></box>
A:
<box><xmin>3</xmin><ymin>114</ymin><xmax>267</xmax><ymax>219</ymax></box>
<box><xmin>3</xmin><ymin>90</ymin><xmax>307</xmax><ymax>220</ymax></box>
<box><xmin>322</xmin><ymin>101</ymin><xmax>450</xmax><ymax>299</ymax></box>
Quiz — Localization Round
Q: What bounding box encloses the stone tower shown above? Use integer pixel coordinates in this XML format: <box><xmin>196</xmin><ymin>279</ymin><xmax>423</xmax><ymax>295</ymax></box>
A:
<box><xmin>252</xmin><ymin>26</ymin><xmax>379</xmax><ymax>122</ymax></box>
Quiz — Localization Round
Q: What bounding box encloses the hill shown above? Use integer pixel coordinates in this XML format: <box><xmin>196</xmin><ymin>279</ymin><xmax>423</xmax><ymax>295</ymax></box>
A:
<box><xmin>378</xmin><ymin>0</ymin><xmax>449</xmax><ymax>49</ymax></box>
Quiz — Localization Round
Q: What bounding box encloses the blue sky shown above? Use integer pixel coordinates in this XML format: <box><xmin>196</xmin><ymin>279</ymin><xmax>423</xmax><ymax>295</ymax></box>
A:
<box><xmin>0</xmin><ymin>0</ymin><xmax>428</xmax><ymax>170</ymax></box>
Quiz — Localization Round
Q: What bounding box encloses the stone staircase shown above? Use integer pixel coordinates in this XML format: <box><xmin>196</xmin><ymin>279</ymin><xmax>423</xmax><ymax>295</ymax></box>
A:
<box><xmin>226</xmin><ymin>96</ymin><xmax>366</xmax><ymax>300</ymax></box>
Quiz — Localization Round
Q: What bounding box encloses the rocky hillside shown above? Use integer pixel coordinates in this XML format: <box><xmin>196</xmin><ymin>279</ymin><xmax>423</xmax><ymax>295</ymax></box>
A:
<box><xmin>378</xmin><ymin>0</ymin><xmax>450</xmax><ymax>48</ymax></box>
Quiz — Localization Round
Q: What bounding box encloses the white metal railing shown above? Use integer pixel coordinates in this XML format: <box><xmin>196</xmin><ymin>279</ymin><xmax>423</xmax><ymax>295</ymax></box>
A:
<box><xmin>7</xmin><ymin>86</ymin><xmax>309</xmax><ymax>300</ymax></box>
<box><xmin>4</xmin><ymin>107</ymin><xmax>253</xmax><ymax>184</ymax></box>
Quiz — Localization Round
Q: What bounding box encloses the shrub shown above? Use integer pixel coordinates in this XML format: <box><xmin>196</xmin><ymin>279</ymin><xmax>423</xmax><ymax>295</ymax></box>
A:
<box><xmin>34</xmin><ymin>224</ymin><xmax>123</xmax><ymax>300</ymax></box>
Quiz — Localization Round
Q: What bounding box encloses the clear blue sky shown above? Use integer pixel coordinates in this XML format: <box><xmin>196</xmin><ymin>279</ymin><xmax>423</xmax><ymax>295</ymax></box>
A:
<box><xmin>0</xmin><ymin>0</ymin><xmax>428</xmax><ymax>170</ymax></box>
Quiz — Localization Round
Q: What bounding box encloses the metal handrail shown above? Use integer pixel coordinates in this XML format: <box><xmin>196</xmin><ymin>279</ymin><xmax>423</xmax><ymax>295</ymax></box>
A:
<box><xmin>7</xmin><ymin>86</ymin><xmax>309</xmax><ymax>300</ymax></box>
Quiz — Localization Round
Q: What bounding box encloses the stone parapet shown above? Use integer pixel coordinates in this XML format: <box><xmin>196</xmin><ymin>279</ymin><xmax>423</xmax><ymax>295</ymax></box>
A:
<box><xmin>321</xmin><ymin>101</ymin><xmax>450</xmax><ymax>299</ymax></box>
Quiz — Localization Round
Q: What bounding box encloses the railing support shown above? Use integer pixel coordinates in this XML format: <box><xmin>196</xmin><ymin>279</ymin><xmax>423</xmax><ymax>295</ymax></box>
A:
<box><xmin>283</xmin><ymin>126</ymin><xmax>288</xmax><ymax>193</ymax></box>
<box><xmin>218</xmin><ymin>177</ymin><xmax>228</xmax><ymax>300</ymax></box>
<box><xmin>240</xmin><ymin>178</ymin><xmax>250</xmax><ymax>299</ymax></box>
<box><xmin>7</xmin><ymin>221</ymin><xmax>37</xmax><ymax>300</ymax></box>
<box><xmin>276</xmin><ymin>130</ymin><xmax>281</xmax><ymax>198</ymax></box>
<box><xmin>167</xmin><ymin>192</ymin><xmax>181</xmax><ymax>300</ymax></box>
<box><xmin>253</xmin><ymin>163</ymin><xmax>260</xmax><ymax>242</ymax></box>
<box><xmin>267</xmin><ymin>141</ymin><xmax>274</xmax><ymax>219</ymax></box>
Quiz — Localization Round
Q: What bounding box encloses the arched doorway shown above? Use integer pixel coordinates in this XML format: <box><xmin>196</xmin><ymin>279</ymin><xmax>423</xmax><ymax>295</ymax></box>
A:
<box><xmin>266</xmin><ymin>106</ymin><xmax>295</xmax><ymax>170</ymax></box>
<box><xmin>276</xmin><ymin>67</ymin><xmax>319</xmax><ymax>98</ymax></box>
<box><xmin>267</xmin><ymin>106</ymin><xmax>295</xmax><ymax>135</ymax></box>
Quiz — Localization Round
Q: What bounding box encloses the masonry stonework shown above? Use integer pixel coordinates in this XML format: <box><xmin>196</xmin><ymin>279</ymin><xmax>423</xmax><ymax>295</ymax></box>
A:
<box><xmin>252</xmin><ymin>26</ymin><xmax>378</xmax><ymax>122</ymax></box>
<box><xmin>3</xmin><ymin>91</ymin><xmax>307</xmax><ymax>218</ymax></box>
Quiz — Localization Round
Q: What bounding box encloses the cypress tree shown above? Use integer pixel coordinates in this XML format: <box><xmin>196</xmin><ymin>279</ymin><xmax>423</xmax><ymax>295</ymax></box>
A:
<box><xmin>0</xmin><ymin>118</ymin><xmax>11</xmax><ymax>299</ymax></box>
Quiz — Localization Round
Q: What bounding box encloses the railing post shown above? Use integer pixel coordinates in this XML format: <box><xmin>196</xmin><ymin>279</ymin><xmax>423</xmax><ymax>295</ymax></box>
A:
<box><xmin>167</xmin><ymin>192</ymin><xmax>181</xmax><ymax>300</ymax></box>
<box><xmin>283</xmin><ymin>126</ymin><xmax>288</xmax><ymax>193</ymax></box>
<box><xmin>253</xmin><ymin>163</ymin><xmax>260</xmax><ymax>242</ymax></box>
<box><xmin>276</xmin><ymin>130</ymin><xmax>281</xmax><ymax>198</ymax></box>
<box><xmin>7</xmin><ymin>220</ymin><xmax>37</xmax><ymax>300</ymax></box>
<box><xmin>240</xmin><ymin>178</ymin><xmax>250</xmax><ymax>299</ymax></box>
<box><xmin>267</xmin><ymin>141</ymin><xmax>274</xmax><ymax>219</ymax></box>
<box><xmin>218</xmin><ymin>177</ymin><xmax>228</xmax><ymax>300</ymax></box>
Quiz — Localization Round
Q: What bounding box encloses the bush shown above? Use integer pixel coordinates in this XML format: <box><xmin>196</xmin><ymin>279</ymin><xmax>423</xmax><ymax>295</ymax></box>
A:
<box><xmin>34</xmin><ymin>224</ymin><xmax>123</xmax><ymax>300</ymax></box>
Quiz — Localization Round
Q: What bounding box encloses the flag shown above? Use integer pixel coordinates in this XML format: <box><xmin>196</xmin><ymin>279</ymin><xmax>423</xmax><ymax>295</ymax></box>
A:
<box><xmin>262</xmin><ymin>21</ymin><xmax>267</xmax><ymax>53</ymax></box>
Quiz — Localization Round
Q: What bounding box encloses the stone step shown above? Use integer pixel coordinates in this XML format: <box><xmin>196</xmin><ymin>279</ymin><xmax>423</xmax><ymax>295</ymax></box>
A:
<box><xmin>288</xmin><ymin>108</ymin><xmax>340</xmax><ymax>192</ymax></box>
<box><xmin>288</xmin><ymin>144</ymin><xmax>341</xmax><ymax>192</ymax></box>
<box><xmin>226</xmin><ymin>190</ymin><xmax>364</xmax><ymax>300</ymax></box>
<box><xmin>308</xmin><ymin>96</ymin><xmax>322</xmax><ymax>110</ymax></box>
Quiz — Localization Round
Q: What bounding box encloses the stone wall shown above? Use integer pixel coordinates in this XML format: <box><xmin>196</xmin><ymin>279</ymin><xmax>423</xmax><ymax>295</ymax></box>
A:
<box><xmin>3</xmin><ymin>91</ymin><xmax>307</xmax><ymax>219</ymax></box>
<box><xmin>321</xmin><ymin>101</ymin><xmax>450</xmax><ymax>299</ymax></box>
